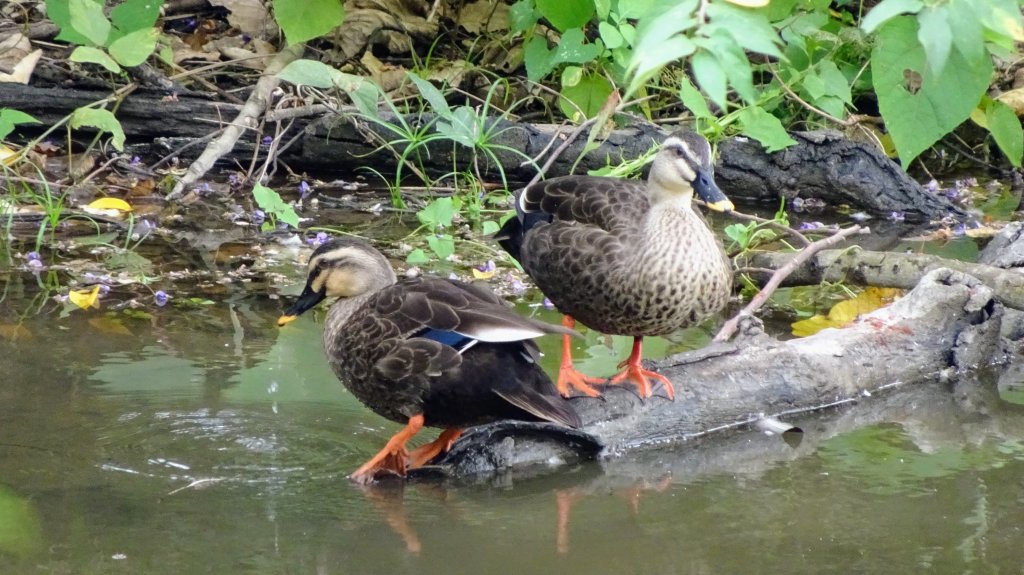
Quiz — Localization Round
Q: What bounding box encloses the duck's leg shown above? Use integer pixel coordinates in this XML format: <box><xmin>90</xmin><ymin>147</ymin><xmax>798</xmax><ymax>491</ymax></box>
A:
<box><xmin>407</xmin><ymin>428</ymin><xmax>463</xmax><ymax>468</ymax></box>
<box><xmin>349</xmin><ymin>414</ymin><xmax>424</xmax><ymax>484</ymax></box>
<box><xmin>557</xmin><ymin>315</ymin><xmax>605</xmax><ymax>398</ymax></box>
<box><xmin>608</xmin><ymin>337</ymin><xmax>675</xmax><ymax>400</ymax></box>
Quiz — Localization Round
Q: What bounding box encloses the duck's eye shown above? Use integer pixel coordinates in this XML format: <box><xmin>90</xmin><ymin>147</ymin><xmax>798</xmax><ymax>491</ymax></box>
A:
<box><xmin>674</xmin><ymin>147</ymin><xmax>686</xmax><ymax>157</ymax></box>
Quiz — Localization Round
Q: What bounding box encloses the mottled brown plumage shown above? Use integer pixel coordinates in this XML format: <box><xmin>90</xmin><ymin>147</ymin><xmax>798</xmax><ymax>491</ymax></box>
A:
<box><xmin>497</xmin><ymin>131</ymin><xmax>733</xmax><ymax>399</ymax></box>
<box><xmin>278</xmin><ymin>238</ymin><xmax>580</xmax><ymax>483</ymax></box>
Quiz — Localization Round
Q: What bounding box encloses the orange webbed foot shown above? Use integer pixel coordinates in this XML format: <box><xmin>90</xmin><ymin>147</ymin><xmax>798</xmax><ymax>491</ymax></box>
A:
<box><xmin>348</xmin><ymin>414</ymin><xmax>425</xmax><ymax>484</ymax></box>
<box><xmin>408</xmin><ymin>428</ymin><xmax>463</xmax><ymax>468</ymax></box>
<box><xmin>607</xmin><ymin>337</ymin><xmax>676</xmax><ymax>400</ymax></box>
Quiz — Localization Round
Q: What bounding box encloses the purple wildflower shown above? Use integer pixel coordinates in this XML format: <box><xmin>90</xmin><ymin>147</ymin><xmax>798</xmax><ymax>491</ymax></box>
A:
<box><xmin>889</xmin><ymin>211</ymin><xmax>905</xmax><ymax>222</ymax></box>
<box><xmin>154</xmin><ymin>290</ymin><xmax>169</xmax><ymax>307</ymax></box>
<box><xmin>509</xmin><ymin>276</ymin><xmax>526</xmax><ymax>295</ymax></box>
<box><xmin>130</xmin><ymin>156</ymin><xmax>140</xmax><ymax>166</ymax></box>
<box><xmin>798</xmin><ymin>221</ymin><xmax>824</xmax><ymax>230</ymax></box>
<box><xmin>952</xmin><ymin>224</ymin><xmax>966</xmax><ymax>237</ymax></box>
<box><xmin>298</xmin><ymin>180</ymin><xmax>311</xmax><ymax>199</ymax></box>
<box><xmin>261</xmin><ymin>136</ymin><xmax>272</xmax><ymax>147</ymax></box>
<box><xmin>542</xmin><ymin>297</ymin><xmax>555</xmax><ymax>310</ymax></box>
<box><xmin>97</xmin><ymin>284</ymin><xmax>110</xmax><ymax>296</ymax></box>
<box><xmin>27</xmin><ymin>251</ymin><xmax>40</xmax><ymax>262</ymax></box>
<box><xmin>925</xmin><ymin>179</ymin><xmax>939</xmax><ymax>193</ymax></box>
<box><xmin>251</xmin><ymin>210</ymin><xmax>266</xmax><ymax>226</ymax></box>
<box><xmin>476</xmin><ymin>260</ymin><xmax>496</xmax><ymax>273</ymax></box>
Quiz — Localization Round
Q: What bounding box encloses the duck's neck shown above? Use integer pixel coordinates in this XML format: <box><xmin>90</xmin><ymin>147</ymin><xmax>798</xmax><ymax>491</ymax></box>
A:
<box><xmin>643</xmin><ymin>193</ymin><xmax>696</xmax><ymax>237</ymax></box>
<box><xmin>322</xmin><ymin>290</ymin><xmax>378</xmax><ymax>348</ymax></box>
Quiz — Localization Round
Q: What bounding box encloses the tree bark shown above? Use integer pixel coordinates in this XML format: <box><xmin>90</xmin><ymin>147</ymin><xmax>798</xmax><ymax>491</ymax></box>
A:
<box><xmin>741</xmin><ymin>248</ymin><xmax>1024</xmax><ymax>311</ymax></box>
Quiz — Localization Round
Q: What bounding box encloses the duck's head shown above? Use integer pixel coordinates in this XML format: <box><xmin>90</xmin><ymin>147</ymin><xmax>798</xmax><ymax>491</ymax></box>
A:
<box><xmin>277</xmin><ymin>238</ymin><xmax>397</xmax><ymax>326</ymax></box>
<box><xmin>648</xmin><ymin>132</ymin><xmax>734</xmax><ymax>212</ymax></box>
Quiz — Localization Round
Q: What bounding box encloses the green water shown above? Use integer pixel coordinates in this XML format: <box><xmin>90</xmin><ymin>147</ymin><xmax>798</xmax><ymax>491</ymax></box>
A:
<box><xmin>2</xmin><ymin>270</ymin><xmax>1024</xmax><ymax>574</ymax></box>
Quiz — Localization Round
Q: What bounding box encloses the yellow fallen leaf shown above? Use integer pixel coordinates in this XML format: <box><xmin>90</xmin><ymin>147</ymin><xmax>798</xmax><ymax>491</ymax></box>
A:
<box><xmin>471</xmin><ymin>268</ymin><xmax>496</xmax><ymax>280</ymax></box>
<box><xmin>0</xmin><ymin>144</ymin><xmax>19</xmax><ymax>165</ymax></box>
<box><xmin>791</xmin><ymin>287</ymin><xmax>903</xmax><ymax>337</ymax></box>
<box><xmin>88</xmin><ymin>316</ymin><xmax>132</xmax><ymax>335</ymax></box>
<box><xmin>87</xmin><ymin>197</ymin><xmax>133</xmax><ymax>212</ymax></box>
<box><xmin>68</xmin><ymin>285</ymin><xmax>101</xmax><ymax>310</ymax></box>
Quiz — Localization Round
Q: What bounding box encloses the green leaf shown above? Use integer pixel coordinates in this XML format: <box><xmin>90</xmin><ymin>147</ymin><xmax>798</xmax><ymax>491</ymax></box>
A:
<box><xmin>692</xmin><ymin>50</ymin><xmax>727</xmax><ymax>111</ymax></box>
<box><xmin>107</xmin><ymin>27</ymin><xmax>157</xmax><ymax>67</ymax></box>
<box><xmin>871</xmin><ymin>16</ymin><xmax>993</xmax><ymax>168</ymax></box>
<box><xmin>252</xmin><ymin>183</ymin><xmax>300</xmax><ymax>228</ymax></box>
<box><xmin>509</xmin><ymin>0</ymin><xmax>538</xmax><ymax>34</ymax></box>
<box><xmin>68</xmin><ymin>0</ymin><xmax>111</xmax><ymax>46</ymax></box>
<box><xmin>551</xmin><ymin>28</ymin><xmax>602</xmax><ymax>66</ymax></box>
<box><xmin>406</xmin><ymin>248</ymin><xmax>429</xmax><ymax>265</ymax></box>
<box><xmin>417</xmin><ymin>197</ymin><xmax>456</xmax><ymax>230</ymax></box>
<box><xmin>70</xmin><ymin>107</ymin><xmax>125</xmax><ymax>150</ymax></box>
<box><xmin>736</xmin><ymin>107</ymin><xmax>797</xmax><ymax>152</ymax></box>
<box><xmin>946</xmin><ymin>0</ymin><xmax>984</xmax><ymax>63</ymax></box>
<box><xmin>482</xmin><ymin>220</ymin><xmax>500</xmax><ymax>235</ymax></box>
<box><xmin>599</xmin><ymin>21</ymin><xmax>624</xmax><ymax>49</ymax></box>
<box><xmin>47</xmin><ymin>0</ymin><xmax>98</xmax><ymax>45</ymax></box>
<box><xmin>69</xmin><ymin>46</ymin><xmax>121</xmax><ymax>72</ymax></box>
<box><xmin>985</xmin><ymin>99</ymin><xmax>1023</xmax><ymax>167</ymax></box>
<box><xmin>427</xmin><ymin>234</ymin><xmax>456</xmax><ymax>260</ymax></box>
<box><xmin>916</xmin><ymin>5</ymin><xmax>952</xmax><ymax>74</ymax></box>
<box><xmin>860</xmin><ymin>0</ymin><xmax>923</xmax><ymax>34</ymax></box>
<box><xmin>407</xmin><ymin>72</ymin><xmax>452</xmax><ymax>118</ymax></box>
<box><xmin>110</xmin><ymin>0</ymin><xmax>163</xmax><ymax>38</ymax></box>
<box><xmin>0</xmin><ymin>109</ymin><xmax>40</xmax><ymax>141</ymax></box>
<box><xmin>524</xmin><ymin>36</ymin><xmax>557</xmax><ymax>80</ymax></box>
<box><xmin>437</xmin><ymin>106</ymin><xmax>480</xmax><ymax>148</ymax></box>
<box><xmin>277</xmin><ymin>60</ymin><xmax>381</xmax><ymax>116</ymax></box>
<box><xmin>561</xmin><ymin>65</ymin><xmax>583</xmax><ymax>88</ymax></box>
<box><xmin>627</xmin><ymin>36</ymin><xmax>695</xmax><ymax>97</ymax></box>
<box><xmin>697</xmin><ymin>31</ymin><xmax>756</xmax><ymax>104</ymax></box>
<box><xmin>705</xmin><ymin>3</ymin><xmax>782</xmax><ymax>58</ymax></box>
<box><xmin>272</xmin><ymin>0</ymin><xmax>345</xmax><ymax>45</ymax></box>
<box><xmin>536</xmin><ymin>0</ymin><xmax>594</xmax><ymax>32</ymax></box>
<box><xmin>679</xmin><ymin>75</ymin><xmax>711</xmax><ymax>119</ymax></box>
<box><xmin>559</xmin><ymin>73</ymin><xmax>614</xmax><ymax>120</ymax></box>
<box><xmin>818</xmin><ymin>60</ymin><xmax>852</xmax><ymax>104</ymax></box>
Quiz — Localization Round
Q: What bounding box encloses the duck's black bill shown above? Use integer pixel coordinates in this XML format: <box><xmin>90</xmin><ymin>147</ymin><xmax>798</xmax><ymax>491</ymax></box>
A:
<box><xmin>277</xmin><ymin>285</ymin><xmax>326</xmax><ymax>326</ymax></box>
<box><xmin>694</xmin><ymin>169</ymin><xmax>734</xmax><ymax>212</ymax></box>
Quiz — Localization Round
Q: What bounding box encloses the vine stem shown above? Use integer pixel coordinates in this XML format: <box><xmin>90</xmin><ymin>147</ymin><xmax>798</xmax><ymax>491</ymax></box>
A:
<box><xmin>713</xmin><ymin>224</ymin><xmax>868</xmax><ymax>343</ymax></box>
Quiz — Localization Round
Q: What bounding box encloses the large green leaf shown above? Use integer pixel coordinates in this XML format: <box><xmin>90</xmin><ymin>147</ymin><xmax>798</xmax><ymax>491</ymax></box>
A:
<box><xmin>0</xmin><ymin>109</ymin><xmax>40</xmax><ymax>141</ymax></box>
<box><xmin>916</xmin><ymin>5</ymin><xmax>952</xmax><ymax>74</ymax></box>
<box><xmin>985</xmin><ymin>99</ymin><xmax>1023</xmax><ymax>167</ymax></box>
<box><xmin>691</xmin><ymin>50</ymin><xmax>726</xmax><ymax>111</ymax></box>
<box><xmin>108</xmin><ymin>28</ymin><xmax>158</xmax><ymax>67</ymax></box>
<box><xmin>559</xmin><ymin>73</ymin><xmax>614</xmax><ymax>120</ymax></box>
<box><xmin>272</xmin><ymin>0</ymin><xmax>344</xmax><ymax>45</ymax></box>
<box><xmin>535</xmin><ymin>0</ymin><xmax>594</xmax><ymax>32</ymax></box>
<box><xmin>69</xmin><ymin>46</ymin><xmax>120</xmax><ymax>73</ymax></box>
<box><xmin>110</xmin><ymin>0</ymin><xmax>164</xmax><ymax>40</ymax></box>
<box><xmin>68</xmin><ymin>0</ymin><xmax>111</xmax><ymax>46</ymax></box>
<box><xmin>860</xmin><ymin>0</ymin><xmax>923</xmax><ymax>34</ymax></box>
<box><xmin>871</xmin><ymin>16</ymin><xmax>992</xmax><ymax>168</ymax></box>
<box><xmin>277</xmin><ymin>60</ymin><xmax>380</xmax><ymax>116</ymax></box>
<box><xmin>736</xmin><ymin>107</ymin><xmax>797</xmax><ymax>152</ymax></box>
<box><xmin>46</xmin><ymin>0</ymin><xmax>102</xmax><ymax>45</ymax></box>
<box><xmin>70</xmin><ymin>108</ymin><xmax>125</xmax><ymax>150</ymax></box>
<box><xmin>705</xmin><ymin>3</ymin><xmax>782</xmax><ymax>59</ymax></box>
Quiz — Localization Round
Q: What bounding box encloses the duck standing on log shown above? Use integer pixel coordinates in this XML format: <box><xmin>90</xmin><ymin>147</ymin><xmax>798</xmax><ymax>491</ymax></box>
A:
<box><xmin>497</xmin><ymin>131</ymin><xmax>734</xmax><ymax>400</ymax></box>
<box><xmin>278</xmin><ymin>238</ymin><xmax>582</xmax><ymax>484</ymax></box>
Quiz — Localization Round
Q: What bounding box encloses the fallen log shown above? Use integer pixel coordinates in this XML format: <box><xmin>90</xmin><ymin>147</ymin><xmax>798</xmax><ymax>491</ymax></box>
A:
<box><xmin>741</xmin><ymin>247</ymin><xmax>1024</xmax><ymax>311</ymax></box>
<box><xmin>420</xmin><ymin>268</ymin><xmax>1006</xmax><ymax>480</ymax></box>
<box><xmin>0</xmin><ymin>82</ymin><xmax>956</xmax><ymax>217</ymax></box>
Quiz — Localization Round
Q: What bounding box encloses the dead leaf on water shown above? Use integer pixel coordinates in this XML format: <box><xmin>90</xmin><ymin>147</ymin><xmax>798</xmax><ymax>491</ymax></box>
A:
<box><xmin>87</xmin><ymin>197</ymin><xmax>133</xmax><ymax>212</ymax></box>
<box><xmin>791</xmin><ymin>287</ymin><xmax>904</xmax><ymax>337</ymax></box>
<box><xmin>88</xmin><ymin>316</ymin><xmax>133</xmax><ymax>336</ymax></box>
<box><xmin>0</xmin><ymin>324</ymin><xmax>32</xmax><ymax>341</ymax></box>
